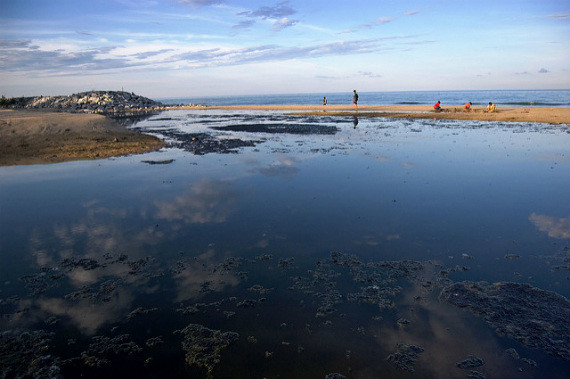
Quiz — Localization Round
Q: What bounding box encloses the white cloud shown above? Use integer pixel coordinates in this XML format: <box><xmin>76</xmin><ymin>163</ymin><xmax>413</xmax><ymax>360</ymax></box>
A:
<box><xmin>177</xmin><ymin>0</ymin><xmax>224</xmax><ymax>8</ymax></box>
<box><xmin>238</xmin><ymin>1</ymin><xmax>296</xmax><ymax>19</ymax></box>
<box><xmin>233</xmin><ymin>19</ymin><xmax>255</xmax><ymax>29</ymax></box>
<box><xmin>0</xmin><ymin>35</ymin><xmax>415</xmax><ymax>75</ymax></box>
<box><xmin>376</xmin><ymin>17</ymin><xmax>394</xmax><ymax>25</ymax></box>
<box><xmin>273</xmin><ymin>17</ymin><xmax>298</xmax><ymax>31</ymax></box>
<box><xmin>236</xmin><ymin>1</ymin><xmax>298</xmax><ymax>32</ymax></box>
<box><xmin>547</xmin><ymin>13</ymin><xmax>570</xmax><ymax>21</ymax></box>
<box><xmin>359</xmin><ymin>71</ymin><xmax>381</xmax><ymax>78</ymax></box>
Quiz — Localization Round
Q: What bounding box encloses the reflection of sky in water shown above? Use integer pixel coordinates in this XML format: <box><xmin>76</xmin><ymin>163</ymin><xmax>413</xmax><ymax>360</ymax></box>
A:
<box><xmin>155</xmin><ymin>179</ymin><xmax>239</xmax><ymax>224</ymax></box>
<box><xmin>1</xmin><ymin>112</ymin><xmax>569</xmax><ymax>377</ymax></box>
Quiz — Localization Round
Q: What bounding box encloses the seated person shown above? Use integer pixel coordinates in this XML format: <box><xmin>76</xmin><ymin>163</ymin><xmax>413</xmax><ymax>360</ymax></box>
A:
<box><xmin>463</xmin><ymin>102</ymin><xmax>472</xmax><ymax>111</ymax></box>
<box><xmin>433</xmin><ymin>100</ymin><xmax>442</xmax><ymax>111</ymax></box>
<box><xmin>485</xmin><ymin>102</ymin><xmax>496</xmax><ymax>112</ymax></box>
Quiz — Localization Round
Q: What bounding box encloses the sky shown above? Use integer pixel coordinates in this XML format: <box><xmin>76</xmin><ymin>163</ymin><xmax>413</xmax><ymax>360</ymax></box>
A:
<box><xmin>1</xmin><ymin>0</ymin><xmax>569</xmax><ymax>98</ymax></box>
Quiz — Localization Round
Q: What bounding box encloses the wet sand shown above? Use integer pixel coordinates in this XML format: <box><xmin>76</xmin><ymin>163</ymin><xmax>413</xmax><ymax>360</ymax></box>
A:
<box><xmin>177</xmin><ymin>104</ymin><xmax>570</xmax><ymax>125</ymax></box>
<box><xmin>2</xmin><ymin>105</ymin><xmax>568</xmax><ymax>166</ymax></box>
<box><xmin>0</xmin><ymin>110</ymin><xmax>164</xmax><ymax>166</ymax></box>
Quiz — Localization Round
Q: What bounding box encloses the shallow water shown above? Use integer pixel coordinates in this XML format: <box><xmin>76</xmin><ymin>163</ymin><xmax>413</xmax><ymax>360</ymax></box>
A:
<box><xmin>1</xmin><ymin>111</ymin><xmax>569</xmax><ymax>378</ymax></box>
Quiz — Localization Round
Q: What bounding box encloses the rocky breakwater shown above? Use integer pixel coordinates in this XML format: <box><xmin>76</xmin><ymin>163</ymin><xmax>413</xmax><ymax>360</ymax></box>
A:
<box><xmin>24</xmin><ymin>91</ymin><xmax>165</xmax><ymax>116</ymax></box>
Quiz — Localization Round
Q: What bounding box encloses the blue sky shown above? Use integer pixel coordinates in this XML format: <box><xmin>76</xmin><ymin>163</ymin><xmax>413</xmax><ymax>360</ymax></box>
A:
<box><xmin>1</xmin><ymin>0</ymin><xmax>569</xmax><ymax>98</ymax></box>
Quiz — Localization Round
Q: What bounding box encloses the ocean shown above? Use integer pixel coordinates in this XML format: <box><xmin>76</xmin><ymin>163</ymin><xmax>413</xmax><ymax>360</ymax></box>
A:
<box><xmin>1</xmin><ymin>95</ymin><xmax>569</xmax><ymax>378</ymax></box>
<box><xmin>159</xmin><ymin>89</ymin><xmax>570</xmax><ymax>107</ymax></box>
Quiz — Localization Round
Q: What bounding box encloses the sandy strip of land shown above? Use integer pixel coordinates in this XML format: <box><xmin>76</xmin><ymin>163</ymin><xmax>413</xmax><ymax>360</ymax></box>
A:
<box><xmin>175</xmin><ymin>104</ymin><xmax>570</xmax><ymax>125</ymax></box>
<box><xmin>2</xmin><ymin>105</ymin><xmax>568</xmax><ymax>167</ymax></box>
<box><xmin>0</xmin><ymin>110</ymin><xmax>164</xmax><ymax>166</ymax></box>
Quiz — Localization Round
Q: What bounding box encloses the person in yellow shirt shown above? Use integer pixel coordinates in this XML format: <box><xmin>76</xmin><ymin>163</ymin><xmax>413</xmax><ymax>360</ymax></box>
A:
<box><xmin>485</xmin><ymin>102</ymin><xmax>496</xmax><ymax>112</ymax></box>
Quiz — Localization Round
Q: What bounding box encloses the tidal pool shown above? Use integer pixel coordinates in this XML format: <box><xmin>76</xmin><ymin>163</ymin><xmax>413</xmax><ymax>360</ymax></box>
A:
<box><xmin>1</xmin><ymin>111</ymin><xmax>569</xmax><ymax>378</ymax></box>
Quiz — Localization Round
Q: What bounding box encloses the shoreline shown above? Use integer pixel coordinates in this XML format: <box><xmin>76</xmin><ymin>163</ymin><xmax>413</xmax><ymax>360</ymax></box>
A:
<box><xmin>0</xmin><ymin>109</ymin><xmax>164</xmax><ymax>166</ymax></box>
<box><xmin>174</xmin><ymin>104</ymin><xmax>570</xmax><ymax>125</ymax></box>
<box><xmin>2</xmin><ymin>105</ymin><xmax>569</xmax><ymax>167</ymax></box>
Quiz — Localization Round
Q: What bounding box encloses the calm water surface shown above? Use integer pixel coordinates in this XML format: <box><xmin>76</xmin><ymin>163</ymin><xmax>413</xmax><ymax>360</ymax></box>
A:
<box><xmin>161</xmin><ymin>89</ymin><xmax>570</xmax><ymax>107</ymax></box>
<box><xmin>1</xmin><ymin>111</ymin><xmax>569</xmax><ymax>378</ymax></box>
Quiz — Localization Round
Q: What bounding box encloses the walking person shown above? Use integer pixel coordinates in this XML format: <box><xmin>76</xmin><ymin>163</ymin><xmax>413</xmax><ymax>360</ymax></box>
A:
<box><xmin>353</xmin><ymin>90</ymin><xmax>359</xmax><ymax>111</ymax></box>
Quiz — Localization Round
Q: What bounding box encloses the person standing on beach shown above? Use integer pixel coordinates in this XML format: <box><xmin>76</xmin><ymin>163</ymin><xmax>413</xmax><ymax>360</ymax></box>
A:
<box><xmin>353</xmin><ymin>90</ymin><xmax>359</xmax><ymax>111</ymax></box>
<box><xmin>323</xmin><ymin>96</ymin><xmax>327</xmax><ymax>106</ymax></box>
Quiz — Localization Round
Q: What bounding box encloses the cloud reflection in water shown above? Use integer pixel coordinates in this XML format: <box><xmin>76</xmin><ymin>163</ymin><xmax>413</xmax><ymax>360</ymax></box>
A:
<box><xmin>155</xmin><ymin>178</ymin><xmax>239</xmax><ymax>224</ymax></box>
<box><xmin>529</xmin><ymin>213</ymin><xmax>570</xmax><ymax>239</ymax></box>
<box><xmin>38</xmin><ymin>289</ymin><xmax>135</xmax><ymax>335</ymax></box>
<box><xmin>173</xmin><ymin>249</ymin><xmax>241</xmax><ymax>302</ymax></box>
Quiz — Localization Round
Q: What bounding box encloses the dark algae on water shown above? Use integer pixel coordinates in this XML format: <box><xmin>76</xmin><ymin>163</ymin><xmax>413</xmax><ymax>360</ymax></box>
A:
<box><xmin>440</xmin><ymin>281</ymin><xmax>570</xmax><ymax>360</ymax></box>
<box><xmin>2</xmin><ymin>112</ymin><xmax>570</xmax><ymax>377</ymax></box>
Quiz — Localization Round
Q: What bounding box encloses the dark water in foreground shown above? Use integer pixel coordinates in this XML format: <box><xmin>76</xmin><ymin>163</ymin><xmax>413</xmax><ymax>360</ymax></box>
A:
<box><xmin>1</xmin><ymin>111</ymin><xmax>570</xmax><ymax>378</ymax></box>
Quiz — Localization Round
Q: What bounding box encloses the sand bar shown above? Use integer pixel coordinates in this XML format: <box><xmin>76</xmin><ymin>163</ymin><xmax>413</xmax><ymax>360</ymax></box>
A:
<box><xmin>0</xmin><ymin>109</ymin><xmax>164</xmax><ymax>166</ymax></box>
<box><xmin>176</xmin><ymin>104</ymin><xmax>570</xmax><ymax>125</ymax></box>
<box><xmin>2</xmin><ymin>105</ymin><xmax>568</xmax><ymax>167</ymax></box>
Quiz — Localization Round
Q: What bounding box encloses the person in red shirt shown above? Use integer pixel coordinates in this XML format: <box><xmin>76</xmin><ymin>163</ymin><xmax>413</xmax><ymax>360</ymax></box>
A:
<box><xmin>434</xmin><ymin>100</ymin><xmax>442</xmax><ymax>111</ymax></box>
<box><xmin>463</xmin><ymin>102</ymin><xmax>472</xmax><ymax>111</ymax></box>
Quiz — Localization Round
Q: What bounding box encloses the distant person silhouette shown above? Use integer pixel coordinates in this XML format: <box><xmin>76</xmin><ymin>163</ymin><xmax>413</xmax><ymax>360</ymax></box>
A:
<box><xmin>353</xmin><ymin>90</ymin><xmax>359</xmax><ymax>111</ymax></box>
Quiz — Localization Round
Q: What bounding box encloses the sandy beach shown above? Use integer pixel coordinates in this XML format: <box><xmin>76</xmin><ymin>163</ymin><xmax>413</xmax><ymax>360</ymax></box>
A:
<box><xmin>183</xmin><ymin>104</ymin><xmax>570</xmax><ymax>125</ymax></box>
<box><xmin>0</xmin><ymin>110</ymin><xmax>164</xmax><ymax>166</ymax></box>
<box><xmin>1</xmin><ymin>105</ymin><xmax>568</xmax><ymax>166</ymax></box>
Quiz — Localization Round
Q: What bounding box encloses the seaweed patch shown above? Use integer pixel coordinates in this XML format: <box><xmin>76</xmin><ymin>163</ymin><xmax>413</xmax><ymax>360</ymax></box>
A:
<box><xmin>440</xmin><ymin>281</ymin><xmax>570</xmax><ymax>360</ymax></box>
<box><xmin>174</xmin><ymin>324</ymin><xmax>239</xmax><ymax>375</ymax></box>
<box><xmin>386</xmin><ymin>343</ymin><xmax>424</xmax><ymax>372</ymax></box>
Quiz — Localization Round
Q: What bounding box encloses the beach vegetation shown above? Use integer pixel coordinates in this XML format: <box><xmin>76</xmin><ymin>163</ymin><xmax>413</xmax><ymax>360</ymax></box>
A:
<box><xmin>0</xmin><ymin>95</ymin><xmax>32</xmax><ymax>108</ymax></box>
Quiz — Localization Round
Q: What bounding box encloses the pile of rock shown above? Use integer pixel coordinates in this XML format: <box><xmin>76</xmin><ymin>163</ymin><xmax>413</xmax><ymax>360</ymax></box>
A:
<box><xmin>24</xmin><ymin>91</ymin><xmax>165</xmax><ymax>116</ymax></box>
